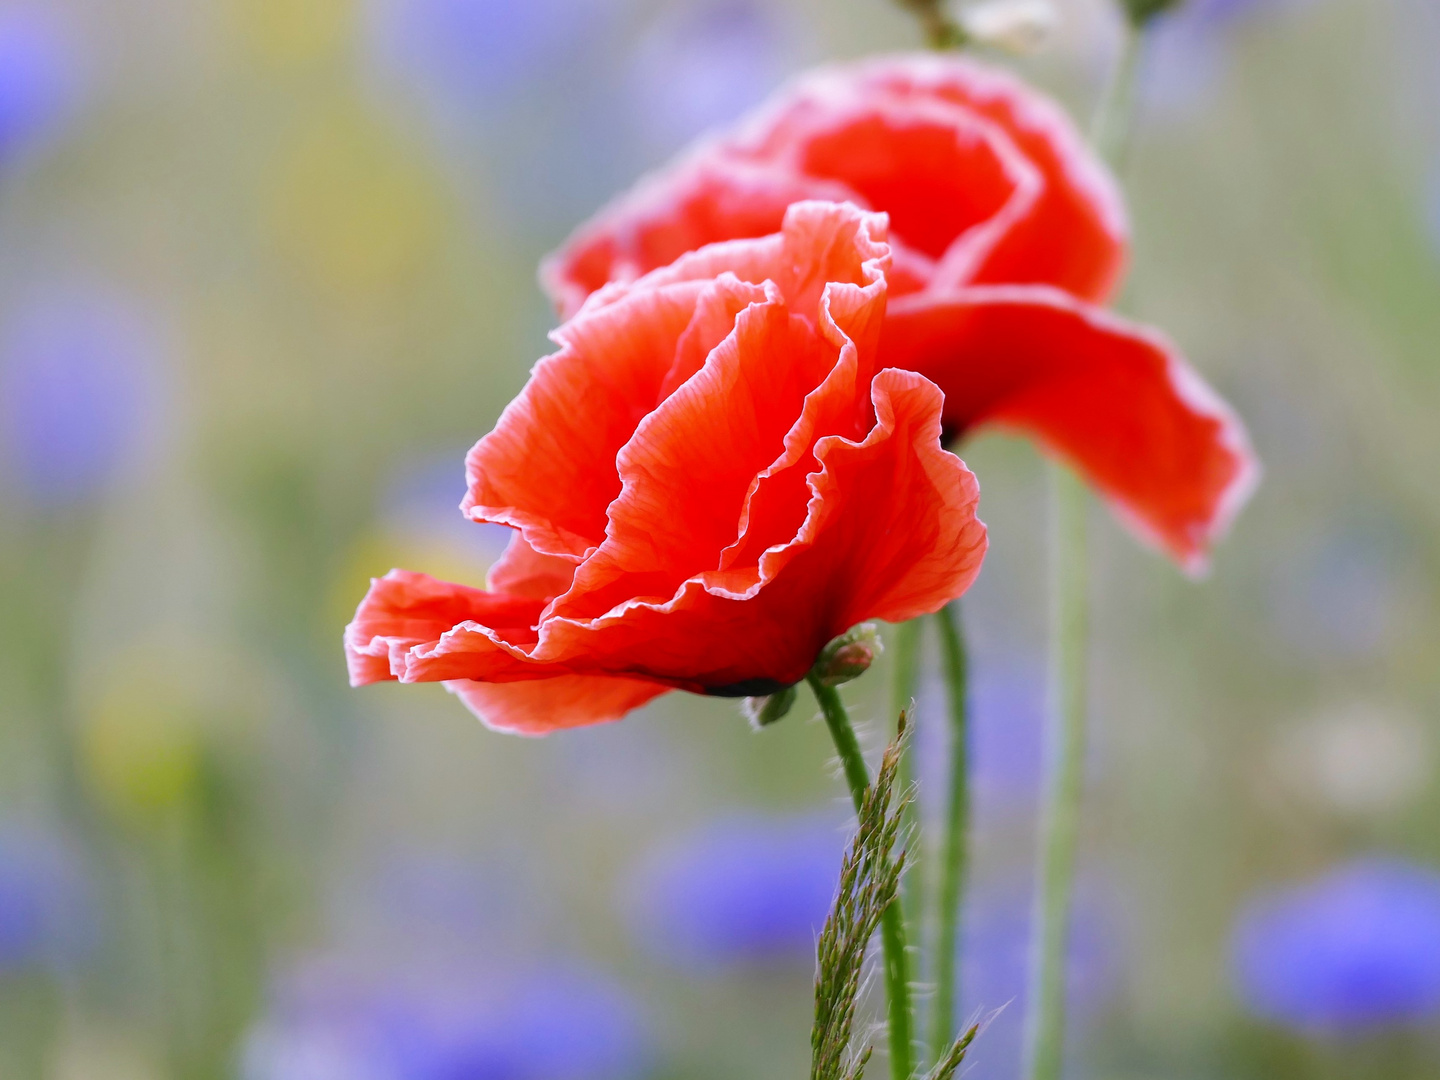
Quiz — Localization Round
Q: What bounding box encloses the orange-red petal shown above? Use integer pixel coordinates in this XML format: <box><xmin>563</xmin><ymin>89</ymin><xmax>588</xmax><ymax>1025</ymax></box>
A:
<box><xmin>542</xmin><ymin>53</ymin><xmax>1126</xmax><ymax>316</ymax></box>
<box><xmin>552</xmin><ymin>291</ymin><xmax>823</xmax><ymax>621</ymax></box>
<box><xmin>839</xmin><ymin>55</ymin><xmax>1127</xmax><ymax>301</ymax></box>
<box><xmin>882</xmin><ymin>286</ymin><xmax>1258</xmax><ymax>571</ymax></box>
<box><xmin>359</xmin><ymin>369</ymin><xmax>984</xmax><ymax>698</ymax></box>
<box><xmin>462</xmin><ymin>280</ymin><xmax>708</xmax><ymax>557</ymax></box>
<box><xmin>445</xmin><ymin>675</ymin><xmax>669</xmax><ymax>735</ymax></box>
<box><xmin>540</xmin><ymin>157</ymin><xmax>855</xmax><ymax>320</ymax></box>
<box><xmin>795</xmin><ymin>367</ymin><xmax>989</xmax><ymax>627</ymax></box>
<box><xmin>753</xmin><ymin>98</ymin><xmax>1038</xmax><ymax>266</ymax></box>
<box><xmin>526</xmin><ymin>368</ymin><xmax>986</xmax><ymax>691</ymax></box>
<box><xmin>352</xmin><ymin>201</ymin><xmax>996</xmax><ymax>730</ymax></box>
<box><xmin>485</xmin><ymin>530</ymin><xmax>577</xmax><ymax>600</ymax></box>
<box><xmin>551</xmin><ymin>204</ymin><xmax>891</xmax><ymax>622</ymax></box>
<box><xmin>344</xmin><ymin>569</ymin><xmax>547</xmax><ymax>686</ymax></box>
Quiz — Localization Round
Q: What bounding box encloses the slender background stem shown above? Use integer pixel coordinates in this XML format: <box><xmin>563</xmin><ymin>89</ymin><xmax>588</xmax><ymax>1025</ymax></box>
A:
<box><xmin>890</xmin><ymin>619</ymin><xmax>925</xmax><ymax>946</ymax></box>
<box><xmin>1090</xmin><ymin>21</ymin><xmax>1145</xmax><ymax>170</ymax></box>
<box><xmin>929</xmin><ymin>601</ymin><xmax>969</xmax><ymax>1067</ymax></box>
<box><xmin>809</xmin><ymin>675</ymin><xmax>914</xmax><ymax>1080</ymax></box>
<box><xmin>1023</xmin><ymin>19</ymin><xmax>1148</xmax><ymax>1079</ymax></box>
<box><xmin>1023</xmin><ymin>466</ymin><xmax>1090</xmax><ymax>1080</ymax></box>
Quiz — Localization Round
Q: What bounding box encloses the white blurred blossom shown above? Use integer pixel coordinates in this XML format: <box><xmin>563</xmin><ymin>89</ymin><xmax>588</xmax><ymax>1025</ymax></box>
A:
<box><xmin>1271</xmin><ymin>702</ymin><xmax>1433</xmax><ymax>817</ymax></box>
<box><xmin>959</xmin><ymin>0</ymin><xmax>1059</xmax><ymax>55</ymax></box>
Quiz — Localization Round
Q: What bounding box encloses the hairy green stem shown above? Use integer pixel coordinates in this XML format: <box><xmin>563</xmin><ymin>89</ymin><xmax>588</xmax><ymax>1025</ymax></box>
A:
<box><xmin>812</xmin><ymin>676</ymin><xmax>872</xmax><ymax>807</ymax></box>
<box><xmin>890</xmin><ymin>619</ymin><xmax>925</xmax><ymax>940</ymax></box>
<box><xmin>929</xmin><ymin>601</ymin><xmax>969</xmax><ymax>1066</ymax></box>
<box><xmin>1023</xmin><ymin>466</ymin><xmax>1090</xmax><ymax>1080</ymax></box>
<box><xmin>809</xmin><ymin>674</ymin><xmax>914</xmax><ymax>1080</ymax></box>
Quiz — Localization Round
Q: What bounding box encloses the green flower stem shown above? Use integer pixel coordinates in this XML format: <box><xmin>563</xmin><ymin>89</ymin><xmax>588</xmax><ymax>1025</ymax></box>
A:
<box><xmin>1023</xmin><ymin>465</ymin><xmax>1090</xmax><ymax>1080</ymax></box>
<box><xmin>1090</xmin><ymin>19</ymin><xmax>1145</xmax><ymax>169</ymax></box>
<box><xmin>929</xmin><ymin>601</ymin><xmax>969</xmax><ymax>1066</ymax></box>
<box><xmin>1024</xmin><ymin>20</ymin><xmax>1148</xmax><ymax>1078</ymax></box>
<box><xmin>808</xmin><ymin>673</ymin><xmax>914</xmax><ymax>1080</ymax></box>
<box><xmin>890</xmin><ymin>619</ymin><xmax>925</xmax><ymax>938</ymax></box>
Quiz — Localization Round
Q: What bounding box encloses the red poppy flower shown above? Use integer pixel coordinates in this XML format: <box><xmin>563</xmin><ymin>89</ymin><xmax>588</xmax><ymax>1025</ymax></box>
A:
<box><xmin>346</xmin><ymin>203</ymin><xmax>988</xmax><ymax>733</ymax></box>
<box><xmin>543</xmin><ymin>54</ymin><xmax>1257</xmax><ymax>571</ymax></box>
<box><xmin>542</xmin><ymin>53</ymin><xmax>1127</xmax><ymax>317</ymax></box>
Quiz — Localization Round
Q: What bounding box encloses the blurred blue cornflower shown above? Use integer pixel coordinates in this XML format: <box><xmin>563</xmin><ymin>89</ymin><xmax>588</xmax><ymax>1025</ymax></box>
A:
<box><xmin>0</xmin><ymin>824</ymin><xmax>95</xmax><ymax>975</ymax></box>
<box><xmin>1231</xmin><ymin>857</ymin><xmax>1440</xmax><ymax>1033</ymax></box>
<box><xmin>243</xmin><ymin>957</ymin><xmax>650</xmax><ymax>1080</ymax></box>
<box><xmin>969</xmin><ymin>658</ymin><xmax>1046</xmax><ymax>812</ymax></box>
<box><xmin>624</xmin><ymin>812</ymin><xmax>844</xmax><ymax>971</ymax></box>
<box><xmin>0</xmin><ymin>283</ymin><xmax>162</xmax><ymax>510</ymax></box>
<box><xmin>0</xmin><ymin>4</ymin><xmax>80</xmax><ymax>166</ymax></box>
<box><xmin>627</xmin><ymin>0</ymin><xmax>797</xmax><ymax>152</ymax></box>
<box><xmin>364</xmin><ymin>0</ymin><xmax>611</xmax><ymax>118</ymax></box>
<box><xmin>426</xmin><ymin>967</ymin><xmax>650</xmax><ymax>1080</ymax></box>
<box><xmin>957</xmin><ymin>882</ymin><xmax>1120</xmax><ymax>1080</ymax></box>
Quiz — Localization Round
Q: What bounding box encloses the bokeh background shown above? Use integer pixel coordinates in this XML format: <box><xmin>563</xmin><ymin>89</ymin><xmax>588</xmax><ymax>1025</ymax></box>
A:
<box><xmin>2</xmin><ymin>0</ymin><xmax>1438</xmax><ymax>1077</ymax></box>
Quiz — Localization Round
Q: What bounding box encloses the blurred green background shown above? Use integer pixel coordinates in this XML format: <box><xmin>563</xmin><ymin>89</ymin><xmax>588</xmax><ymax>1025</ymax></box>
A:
<box><xmin>1</xmin><ymin>0</ymin><xmax>1438</xmax><ymax>1077</ymax></box>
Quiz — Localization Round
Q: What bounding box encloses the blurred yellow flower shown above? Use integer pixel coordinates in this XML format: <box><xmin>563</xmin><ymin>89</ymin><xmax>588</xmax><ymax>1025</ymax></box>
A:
<box><xmin>79</xmin><ymin>660</ymin><xmax>207</xmax><ymax>823</ymax></box>
<box><xmin>266</xmin><ymin>108</ymin><xmax>446</xmax><ymax>303</ymax></box>
<box><xmin>232</xmin><ymin>0</ymin><xmax>354</xmax><ymax>66</ymax></box>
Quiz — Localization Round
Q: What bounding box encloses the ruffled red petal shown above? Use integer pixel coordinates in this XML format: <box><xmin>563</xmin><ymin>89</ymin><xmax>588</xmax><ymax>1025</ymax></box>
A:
<box><xmin>881</xmin><ymin>287</ymin><xmax>1258</xmax><ymax>571</ymax></box>
<box><xmin>526</xmin><ymin>368</ymin><xmax>986</xmax><ymax>690</ymax></box>
<box><xmin>354</xmin><ymin>201</ymin><xmax>993</xmax><ymax>731</ymax></box>
<box><xmin>773</xmin><ymin>100</ymin><xmax>1039</xmax><ymax>265</ymax></box>
<box><xmin>540</xmin><ymin>157</ymin><xmax>855</xmax><ymax>320</ymax></box>
<box><xmin>542</xmin><ymin>53</ymin><xmax>1126</xmax><ymax>316</ymax></box>
<box><xmin>553</xmin><ymin>290</ymin><xmax>821</xmax><ymax>620</ymax></box>
<box><xmin>838</xmin><ymin>55</ymin><xmax>1127</xmax><ymax>301</ymax></box>
<box><xmin>463</xmin><ymin>279</ymin><xmax>709</xmax><ymax>557</ymax></box>
<box><xmin>760</xmin><ymin>367</ymin><xmax>989</xmax><ymax>630</ymax></box>
<box><xmin>485</xmin><ymin>531</ymin><xmax>577</xmax><ymax>600</ymax></box>
<box><xmin>344</xmin><ymin>569</ymin><xmax>547</xmax><ymax>686</ymax></box>
<box><xmin>551</xmin><ymin>203</ymin><xmax>890</xmax><ymax>621</ymax></box>
<box><xmin>446</xmin><ymin>675</ymin><xmax>669</xmax><ymax>735</ymax></box>
<box><xmin>602</xmin><ymin>199</ymin><xmax>889</xmax><ymax>324</ymax></box>
<box><xmin>354</xmin><ymin>368</ymin><xmax>983</xmax><ymax>700</ymax></box>
<box><xmin>469</xmin><ymin>198</ymin><xmax>892</xmax><ymax>562</ymax></box>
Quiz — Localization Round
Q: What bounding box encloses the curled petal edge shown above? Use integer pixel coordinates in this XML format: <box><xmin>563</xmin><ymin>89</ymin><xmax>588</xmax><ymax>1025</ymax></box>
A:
<box><xmin>885</xmin><ymin>285</ymin><xmax>1259</xmax><ymax>575</ymax></box>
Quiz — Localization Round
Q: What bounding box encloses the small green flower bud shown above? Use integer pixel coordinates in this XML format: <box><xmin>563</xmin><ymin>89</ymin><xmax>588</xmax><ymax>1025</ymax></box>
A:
<box><xmin>745</xmin><ymin>684</ymin><xmax>798</xmax><ymax>729</ymax></box>
<box><xmin>813</xmin><ymin>623</ymin><xmax>885</xmax><ymax>687</ymax></box>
